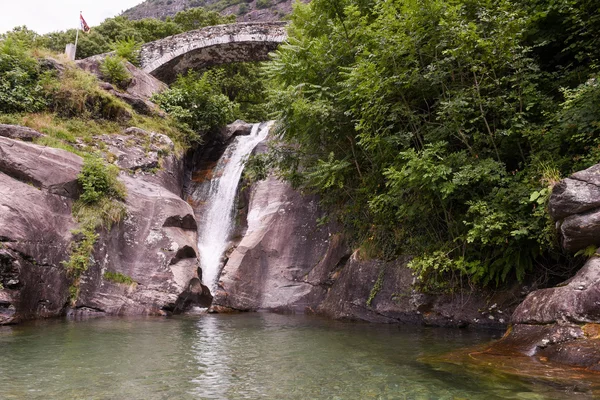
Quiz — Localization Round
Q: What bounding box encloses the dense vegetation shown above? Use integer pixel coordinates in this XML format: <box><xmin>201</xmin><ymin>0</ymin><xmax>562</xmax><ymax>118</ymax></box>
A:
<box><xmin>4</xmin><ymin>0</ymin><xmax>599</xmax><ymax>293</ymax></box>
<box><xmin>260</xmin><ymin>0</ymin><xmax>600</xmax><ymax>290</ymax></box>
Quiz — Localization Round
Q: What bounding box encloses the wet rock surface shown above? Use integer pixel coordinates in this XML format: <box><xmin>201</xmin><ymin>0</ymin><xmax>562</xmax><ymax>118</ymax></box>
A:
<box><xmin>214</xmin><ymin>176</ymin><xmax>348</xmax><ymax>313</ymax></box>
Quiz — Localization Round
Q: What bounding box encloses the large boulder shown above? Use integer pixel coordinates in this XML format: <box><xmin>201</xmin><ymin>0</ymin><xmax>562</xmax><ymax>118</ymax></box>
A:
<box><xmin>0</xmin><ymin>138</ymin><xmax>79</xmax><ymax>324</ymax></box>
<box><xmin>0</xmin><ymin>124</ymin><xmax>43</xmax><ymax>141</ymax></box>
<box><xmin>0</xmin><ymin>136</ymin><xmax>82</xmax><ymax>198</ymax></box>
<box><xmin>214</xmin><ymin>176</ymin><xmax>348</xmax><ymax>312</ymax></box>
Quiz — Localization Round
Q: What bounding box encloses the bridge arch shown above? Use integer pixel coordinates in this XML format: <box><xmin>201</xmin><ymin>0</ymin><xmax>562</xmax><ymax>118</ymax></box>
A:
<box><xmin>140</xmin><ymin>22</ymin><xmax>288</xmax><ymax>83</ymax></box>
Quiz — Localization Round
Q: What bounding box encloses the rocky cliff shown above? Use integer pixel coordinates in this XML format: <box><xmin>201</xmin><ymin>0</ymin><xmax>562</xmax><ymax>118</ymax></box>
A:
<box><xmin>0</xmin><ymin>124</ymin><xmax>212</xmax><ymax>324</ymax></box>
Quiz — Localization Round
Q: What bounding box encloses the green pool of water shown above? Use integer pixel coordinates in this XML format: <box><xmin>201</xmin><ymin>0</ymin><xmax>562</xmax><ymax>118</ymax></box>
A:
<box><xmin>0</xmin><ymin>313</ymin><xmax>587</xmax><ymax>399</ymax></box>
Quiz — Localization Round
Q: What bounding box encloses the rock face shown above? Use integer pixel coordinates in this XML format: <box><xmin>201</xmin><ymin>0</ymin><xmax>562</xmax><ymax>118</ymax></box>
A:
<box><xmin>76</xmin><ymin>55</ymin><xmax>167</xmax><ymax>109</ymax></box>
<box><xmin>214</xmin><ymin>176</ymin><xmax>348</xmax><ymax>312</ymax></box>
<box><xmin>316</xmin><ymin>254</ymin><xmax>518</xmax><ymax>327</ymax></box>
<box><xmin>0</xmin><ymin>135</ymin><xmax>80</xmax><ymax>324</ymax></box>
<box><xmin>0</xmin><ymin>125</ymin><xmax>210</xmax><ymax>324</ymax></box>
<box><xmin>483</xmin><ymin>163</ymin><xmax>600</xmax><ymax>372</ymax></box>
<box><xmin>213</xmin><ymin>175</ymin><xmax>518</xmax><ymax>327</ymax></box>
<box><xmin>75</xmin><ymin>129</ymin><xmax>211</xmax><ymax>316</ymax></box>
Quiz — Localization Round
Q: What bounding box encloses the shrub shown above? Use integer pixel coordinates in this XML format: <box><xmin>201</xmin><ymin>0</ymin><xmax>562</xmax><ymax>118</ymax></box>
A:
<box><xmin>113</xmin><ymin>37</ymin><xmax>141</xmax><ymax>66</ymax></box>
<box><xmin>152</xmin><ymin>70</ymin><xmax>237</xmax><ymax>138</ymax></box>
<box><xmin>0</xmin><ymin>38</ymin><xmax>47</xmax><ymax>113</ymax></box>
<box><xmin>78</xmin><ymin>156</ymin><xmax>126</xmax><ymax>205</ymax></box>
<box><xmin>256</xmin><ymin>0</ymin><xmax>271</xmax><ymax>9</ymax></box>
<box><xmin>99</xmin><ymin>55</ymin><xmax>131</xmax><ymax>89</ymax></box>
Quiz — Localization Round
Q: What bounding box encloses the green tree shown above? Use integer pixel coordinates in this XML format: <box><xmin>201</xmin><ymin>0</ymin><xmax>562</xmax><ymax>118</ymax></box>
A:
<box><xmin>263</xmin><ymin>0</ymin><xmax>599</xmax><ymax>288</ymax></box>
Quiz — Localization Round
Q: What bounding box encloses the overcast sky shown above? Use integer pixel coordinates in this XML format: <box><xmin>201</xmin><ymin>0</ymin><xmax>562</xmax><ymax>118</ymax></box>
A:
<box><xmin>0</xmin><ymin>0</ymin><xmax>145</xmax><ymax>35</ymax></box>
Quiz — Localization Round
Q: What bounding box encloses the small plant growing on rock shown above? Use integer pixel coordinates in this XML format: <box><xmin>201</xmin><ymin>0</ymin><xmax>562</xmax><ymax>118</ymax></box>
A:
<box><xmin>113</xmin><ymin>37</ymin><xmax>141</xmax><ymax>66</ymax></box>
<box><xmin>64</xmin><ymin>156</ymin><xmax>127</xmax><ymax>303</ymax></box>
<box><xmin>78</xmin><ymin>156</ymin><xmax>126</xmax><ymax>204</ymax></box>
<box><xmin>99</xmin><ymin>55</ymin><xmax>131</xmax><ymax>90</ymax></box>
<box><xmin>103</xmin><ymin>271</ymin><xmax>136</xmax><ymax>285</ymax></box>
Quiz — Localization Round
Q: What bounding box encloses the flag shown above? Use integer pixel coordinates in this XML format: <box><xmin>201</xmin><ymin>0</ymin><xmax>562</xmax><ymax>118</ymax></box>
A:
<box><xmin>80</xmin><ymin>13</ymin><xmax>91</xmax><ymax>33</ymax></box>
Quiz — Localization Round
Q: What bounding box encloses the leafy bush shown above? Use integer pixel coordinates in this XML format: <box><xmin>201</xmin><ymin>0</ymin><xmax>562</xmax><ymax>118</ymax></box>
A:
<box><xmin>78</xmin><ymin>156</ymin><xmax>126</xmax><ymax>204</ymax></box>
<box><xmin>263</xmin><ymin>0</ymin><xmax>599</xmax><ymax>289</ymax></box>
<box><xmin>113</xmin><ymin>37</ymin><xmax>142</xmax><ymax>66</ymax></box>
<box><xmin>0</xmin><ymin>38</ymin><xmax>47</xmax><ymax>113</ymax></box>
<box><xmin>99</xmin><ymin>55</ymin><xmax>132</xmax><ymax>89</ymax></box>
<box><xmin>152</xmin><ymin>70</ymin><xmax>237</xmax><ymax>138</ymax></box>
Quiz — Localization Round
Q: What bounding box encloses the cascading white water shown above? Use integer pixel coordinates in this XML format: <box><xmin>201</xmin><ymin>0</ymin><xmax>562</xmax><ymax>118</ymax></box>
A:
<box><xmin>197</xmin><ymin>121</ymin><xmax>272</xmax><ymax>293</ymax></box>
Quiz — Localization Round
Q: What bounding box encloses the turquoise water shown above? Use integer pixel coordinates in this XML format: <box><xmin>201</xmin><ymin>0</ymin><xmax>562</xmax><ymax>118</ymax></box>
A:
<box><xmin>0</xmin><ymin>313</ymin><xmax>586</xmax><ymax>399</ymax></box>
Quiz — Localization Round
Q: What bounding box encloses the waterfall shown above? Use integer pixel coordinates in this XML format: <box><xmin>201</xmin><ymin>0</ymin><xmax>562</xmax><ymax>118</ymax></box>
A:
<box><xmin>196</xmin><ymin>121</ymin><xmax>272</xmax><ymax>294</ymax></box>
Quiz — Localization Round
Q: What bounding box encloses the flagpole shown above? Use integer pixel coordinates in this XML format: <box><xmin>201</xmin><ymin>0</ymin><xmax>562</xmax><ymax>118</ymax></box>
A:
<box><xmin>74</xmin><ymin>11</ymin><xmax>81</xmax><ymax>59</ymax></box>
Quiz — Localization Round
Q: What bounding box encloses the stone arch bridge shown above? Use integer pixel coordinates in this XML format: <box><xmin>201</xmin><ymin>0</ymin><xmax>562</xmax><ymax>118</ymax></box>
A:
<box><xmin>140</xmin><ymin>22</ymin><xmax>288</xmax><ymax>83</ymax></box>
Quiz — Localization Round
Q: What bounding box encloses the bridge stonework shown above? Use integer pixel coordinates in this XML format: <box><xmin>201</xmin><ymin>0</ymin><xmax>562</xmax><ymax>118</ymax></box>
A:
<box><xmin>140</xmin><ymin>22</ymin><xmax>288</xmax><ymax>83</ymax></box>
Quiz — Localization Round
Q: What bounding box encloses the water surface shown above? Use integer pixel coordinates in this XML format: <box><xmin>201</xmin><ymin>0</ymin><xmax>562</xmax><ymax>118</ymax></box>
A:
<box><xmin>0</xmin><ymin>313</ymin><xmax>588</xmax><ymax>399</ymax></box>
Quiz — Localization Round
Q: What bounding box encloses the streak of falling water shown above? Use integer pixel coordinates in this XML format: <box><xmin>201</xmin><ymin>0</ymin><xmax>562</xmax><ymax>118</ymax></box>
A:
<box><xmin>197</xmin><ymin>121</ymin><xmax>272</xmax><ymax>294</ymax></box>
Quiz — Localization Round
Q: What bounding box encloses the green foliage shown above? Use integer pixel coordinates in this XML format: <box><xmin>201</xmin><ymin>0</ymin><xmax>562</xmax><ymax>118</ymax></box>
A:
<box><xmin>64</xmin><ymin>157</ymin><xmax>127</xmax><ymax>303</ymax></box>
<box><xmin>256</xmin><ymin>0</ymin><xmax>272</xmax><ymax>9</ymax></box>
<box><xmin>0</xmin><ymin>38</ymin><xmax>47</xmax><ymax>113</ymax></box>
<box><xmin>263</xmin><ymin>0</ymin><xmax>596</xmax><ymax>290</ymax></box>
<box><xmin>42</xmin><ymin>66</ymin><xmax>131</xmax><ymax>120</ymax></box>
<box><xmin>206</xmin><ymin>63</ymin><xmax>270</xmax><ymax>122</ymax></box>
<box><xmin>152</xmin><ymin>70</ymin><xmax>237</xmax><ymax>137</ymax></box>
<box><xmin>366</xmin><ymin>268</ymin><xmax>385</xmax><ymax>307</ymax></box>
<box><xmin>78</xmin><ymin>156</ymin><xmax>126</xmax><ymax>204</ymax></box>
<box><xmin>99</xmin><ymin>55</ymin><xmax>132</xmax><ymax>89</ymax></box>
<box><xmin>103</xmin><ymin>271</ymin><xmax>136</xmax><ymax>285</ymax></box>
<box><xmin>113</xmin><ymin>37</ymin><xmax>142</xmax><ymax>66</ymax></box>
